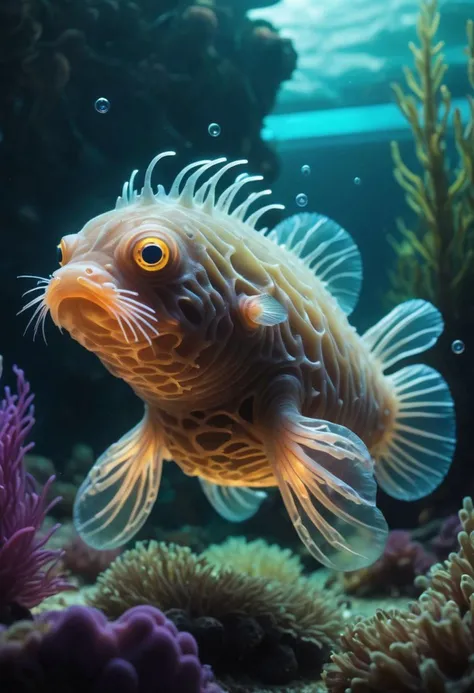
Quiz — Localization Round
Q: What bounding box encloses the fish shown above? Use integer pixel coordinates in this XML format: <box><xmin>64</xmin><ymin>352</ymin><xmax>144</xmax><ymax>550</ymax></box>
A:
<box><xmin>19</xmin><ymin>151</ymin><xmax>456</xmax><ymax>570</ymax></box>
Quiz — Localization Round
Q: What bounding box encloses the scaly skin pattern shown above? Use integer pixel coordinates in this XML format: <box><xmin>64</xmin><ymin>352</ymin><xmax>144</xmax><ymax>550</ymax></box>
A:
<box><xmin>46</xmin><ymin>194</ymin><xmax>397</xmax><ymax>489</ymax></box>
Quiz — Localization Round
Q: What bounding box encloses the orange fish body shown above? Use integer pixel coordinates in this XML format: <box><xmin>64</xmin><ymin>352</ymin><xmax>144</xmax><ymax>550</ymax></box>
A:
<box><xmin>25</xmin><ymin>153</ymin><xmax>456</xmax><ymax>570</ymax></box>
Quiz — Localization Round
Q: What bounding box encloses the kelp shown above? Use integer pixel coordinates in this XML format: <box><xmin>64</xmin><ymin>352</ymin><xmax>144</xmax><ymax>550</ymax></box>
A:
<box><xmin>389</xmin><ymin>0</ymin><xmax>474</xmax><ymax>318</ymax></box>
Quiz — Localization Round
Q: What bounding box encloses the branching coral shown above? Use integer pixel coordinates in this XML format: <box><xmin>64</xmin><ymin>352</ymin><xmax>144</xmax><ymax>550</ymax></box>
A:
<box><xmin>89</xmin><ymin>541</ymin><xmax>342</xmax><ymax>688</ymax></box>
<box><xmin>0</xmin><ymin>358</ymin><xmax>70</xmax><ymax>622</ymax></box>
<box><xmin>342</xmin><ymin>530</ymin><xmax>435</xmax><ymax>598</ymax></box>
<box><xmin>0</xmin><ymin>604</ymin><xmax>223</xmax><ymax>692</ymax></box>
<box><xmin>389</xmin><ymin>0</ymin><xmax>474</xmax><ymax>318</ymax></box>
<box><xmin>323</xmin><ymin>497</ymin><xmax>474</xmax><ymax>693</ymax></box>
<box><xmin>202</xmin><ymin>537</ymin><xmax>304</xmax><ymax>584</ymax></box>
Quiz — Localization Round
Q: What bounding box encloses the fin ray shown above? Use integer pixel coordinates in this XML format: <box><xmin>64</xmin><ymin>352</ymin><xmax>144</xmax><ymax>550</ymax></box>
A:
<box><xmin>264</xmin><ymin>393</ymin><xmax>388</xmax><ymax>571</ymax></box>
<box><xmin>363</xmin><ymin>299</ymin><xmax>443</xmax><ymax>370</ymax></box>
<box><xmin>73</xmin><ymin>410</ymin><xmax>164</xmax><ymax>549</ymax></box>
<box><xmin>375</xmin><ymin>365</ymin><xmax>455</xmax><ymax>500</ymax></box>
<box><xmin>265</xmin><ymin>213</ymin><xmax>362</xmax><ymax>315</ymax></box>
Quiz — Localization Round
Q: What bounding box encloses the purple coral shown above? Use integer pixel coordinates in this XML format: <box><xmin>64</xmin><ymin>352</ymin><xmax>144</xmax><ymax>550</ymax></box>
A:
<box><xmin>0</xmin><ymin>605</ymin><xmax>223</xmax><ymax>692</ymax></box>
<box><xmin>0</xmin><ymin>358</ymin><xmax>70</xmax><ymax>614</ymax></box>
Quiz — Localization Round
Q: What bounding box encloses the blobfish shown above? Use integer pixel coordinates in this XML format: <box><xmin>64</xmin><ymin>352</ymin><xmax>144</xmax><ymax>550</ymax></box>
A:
<box><xmin>21</xmin><ymin>152</ymin><xmax>456</xmax><ymax>570</ymax></box>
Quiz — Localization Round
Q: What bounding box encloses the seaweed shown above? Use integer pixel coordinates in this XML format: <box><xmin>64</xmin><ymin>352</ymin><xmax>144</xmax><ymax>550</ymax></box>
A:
<box><xmin>388</xmin><ymin>0</ymin><xmax>474</xmax><ymax>319</ymax></box>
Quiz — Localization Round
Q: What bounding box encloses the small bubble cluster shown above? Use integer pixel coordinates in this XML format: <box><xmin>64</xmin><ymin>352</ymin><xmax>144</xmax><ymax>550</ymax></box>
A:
<box><xmin>301</xmin><ymin>164</ymin><xmax>311</xmax><ymax>176</ymax></box>
<box><xmin>295</xmin><ymin>193</ymin><xmax>308</xmax><ymax>208</ymax></box>
<box><xmin>94</xmin><ymin>97</ymin><xmax>110</xmax><ymax>114</ymax></box>
<box><xmin>208</xmin><ymin>122</ymin><xmax>221</xmax><ymax>137</ymax></box>
<box><xmin>451</xmin><ymin>339</ymin><xmax>465</xmax><ymax>355</ymax></box>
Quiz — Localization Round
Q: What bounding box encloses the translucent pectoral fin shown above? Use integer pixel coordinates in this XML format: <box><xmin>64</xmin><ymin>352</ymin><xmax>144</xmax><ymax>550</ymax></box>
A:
<box><xmin>73</xmin><ymin>409</ymin><xmax>164</xmax><ymax>550</ymax></box>
<box><xmin>265</xmin><ymin>402</ymin><xmax>388</xmax><ymax>570</ymax></box>
<box><xmin>199</xmin><ymin>478</ymin><xmax>267</xmax><ymax>522</ymax></box>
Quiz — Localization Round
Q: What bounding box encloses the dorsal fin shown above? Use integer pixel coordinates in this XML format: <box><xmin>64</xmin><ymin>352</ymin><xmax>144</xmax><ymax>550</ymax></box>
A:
<box><xmin>264</xmin><ymin>212</ymin><xmax>362</xmax><ymax>315</ymax></box>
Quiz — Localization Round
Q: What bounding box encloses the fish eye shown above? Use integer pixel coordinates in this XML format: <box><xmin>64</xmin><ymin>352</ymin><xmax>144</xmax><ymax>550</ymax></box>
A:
<box><xmin>133</xmin><ymin>237</ymin><xmax>170</xmax><ymax>272</ymax></box>
<box><xmin>57</xmin><ymin>240</ymin><xmax>66</xmax><ymax>267</ymax></box>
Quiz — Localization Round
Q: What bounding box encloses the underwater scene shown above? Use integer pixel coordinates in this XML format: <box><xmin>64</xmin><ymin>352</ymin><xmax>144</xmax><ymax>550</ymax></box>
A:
<box><xmin>2</xmin><ymin>0</ymin><xmax>474</xmax><ymax>690</ymax></box>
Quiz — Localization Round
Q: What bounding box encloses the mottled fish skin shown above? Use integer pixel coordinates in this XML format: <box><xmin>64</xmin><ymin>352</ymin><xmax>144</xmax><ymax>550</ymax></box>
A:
<box><xmin>26</xmin><ymin>153</ymin><xmax>454</xmax><ymax>570</ymax></box>
<box><xmin>47</xmin><ymin>201</ymin><xmax>395</xmax><ymax>487</ymax></box>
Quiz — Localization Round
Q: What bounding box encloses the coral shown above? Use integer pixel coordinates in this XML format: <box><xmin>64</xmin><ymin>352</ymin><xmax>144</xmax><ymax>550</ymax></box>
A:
<box><xmin>61</xmin><ymin>533</ymin><xmax>121</xmax><ymax>583</ymax></box>
<box><xmin>0</xmin><ymin>604</ymin><xmax>223</xmax><ymax>692</ymax></box>
<box><xmin>389</xmin><ymin>0</ymin><xmax>474</xmax><ymax>317</ymax></box>
<box><xmin>342</xmin><ymin>530</ymin><xmax>435</xmax><ymax>598</ymax></box>
<box><xmin>0</xmin><ymin>358</ymin><xmax>70</xmax><ymax>622</ymax></box>
<box><xmin>430</xmin><ymin>513</ymin><xmax>462</xmax><ymax>561</ymax></box>
<box><xmin>202</xmin><ymin>537</ymin><xmax>304</xmax><ymax>583</ymax></box>
<box><xmin>323</xmin><ymin>497</ymin><xmax>474</xmax><ymax>693</ymax></box>
<box><xmin>89</xmin><ymin>541</ymin><xmax>342</xmax><ymax>688</ymax></box>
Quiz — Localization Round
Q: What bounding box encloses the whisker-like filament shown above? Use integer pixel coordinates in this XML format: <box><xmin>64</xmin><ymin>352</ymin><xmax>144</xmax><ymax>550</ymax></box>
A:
<box><xmin>33</xmin><ymin>305</ymin><xmax>49</xmax><ymax>345</ymax></box>
<box><xmin>117</xmin><ymin>298</ymin><xmax>158</xmax><ymax>321</ymax></box>
<box><xmin>117</xmin><ymin>294</ymin><xmax>158</xmax><ymax>318</ymax></box>
<box><xmin>40</xmin><ymin>307</ymin><xmax>48</xmax><ymax>344</ymax></box>
<box><xmin>114</xmin><ymin>288</ymin><xmax>140</xmax><ymax>297</ymax></box>
<box><xmin>130</xmin><ymin>319</ymin><xmax>152</xmax><ymax>345</ymax></box>
<box><xmin>123</xmin><ymin>307</ymin><xmax>160</xmax><ymax>337</ymax></box>
<box><xmin>17</xmin><ymin>293</ymin><xmax>46</xmax><ymax>316</ymax></box>
<box><xmin>24</xmin><ymin>301</ymin><xmax>47</xmax><ymax>339</ymax></box>
<box><xmin>109</xmin><ymin>308</ymin><xmax>130</xmax><ymax>343</ymax></box>
<box><xmin>116</xmin><ymin>308</ymin><xmax>139</xmax><ymax>343</ymax></box>
<box><xmin>18</xmin><ymin>274</ymin><xmax>50</xmax><ymax>284</ymax></box>
<box><xmin>22</xmin><ymin>286</ymin><xmax>48</xmax><ymax>298</ymax></box>
<box><xmin>119</xmin><ymin>308</ymin><xmax>153</xmax><ymax>345</ymax></box>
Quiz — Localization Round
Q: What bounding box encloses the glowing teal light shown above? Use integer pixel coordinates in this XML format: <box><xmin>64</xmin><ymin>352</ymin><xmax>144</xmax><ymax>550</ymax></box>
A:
<box><xmin>262</xmin><ymin>99</ymin><xmax>470</xmax><ymax>142</ymax></box>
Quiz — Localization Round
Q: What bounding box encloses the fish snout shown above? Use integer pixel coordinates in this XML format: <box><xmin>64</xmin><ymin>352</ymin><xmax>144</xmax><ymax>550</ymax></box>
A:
<box><xmin>46</xmin><ymin>262</ymin><xmax>118</xmax><ymax>326</ymax></box>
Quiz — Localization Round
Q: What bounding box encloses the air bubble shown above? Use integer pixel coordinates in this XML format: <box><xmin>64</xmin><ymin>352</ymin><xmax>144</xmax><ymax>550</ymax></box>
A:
<box><xmin>301</xmin><ymin>164</ymin><xmax>311</xmax><ymax>176</ymax></box>
<box><xmin>94</xmin><ymin>97</ymin><xmax>110</xmax><ymax>114</ymax></box>
<box><xmin>208</xmin><ymin>122</ymin><xmax>221</xmax><ymax>137</ymax></box>
<box><xmin>295</xmin><ymin>193</ymin><xmax>308</xmax><ymax>208</ymax></box>
<box><xmin>451</xmin><ymin>339</ymin><xmax>465</xmax><ymax>354</ymax></box>
<box><xmin>353</xmin><ymin>176</ymin><xmax>361</xmax><ymax>185</ymax></box>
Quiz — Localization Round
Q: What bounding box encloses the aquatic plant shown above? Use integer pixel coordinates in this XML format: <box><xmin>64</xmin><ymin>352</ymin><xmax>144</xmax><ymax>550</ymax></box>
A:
<box><xmin>341</xmin><ymin>529</ymin><xmax>435</xmax><ymax>598</ymax></box>
<box><xmin>389</xmin><ymin>0</ymin><xmax>474</xmax><ymax>318</ymax></box>
<box><xmin>0</xmin><ymin>604</ymin><xmax>222</xmax><ymax>692</ymax></box>
<box><xmin>202</xmin><ymin>536</ymin><xmax>304</xmax><ymax>583</ymax></box>
<box><xmin>323</xmin><ymin>496</ymin><xmax>474</xmax><ymax>692</ymax></box>
<box><xmin>0</xmin><ymin>358</ymin><xmax>70</xmax><ymax>621</ymax></box>
<box><xmin>89</xmin><ymin>541</ymin><xmax>342</xmax><ymax>688</ymax></box>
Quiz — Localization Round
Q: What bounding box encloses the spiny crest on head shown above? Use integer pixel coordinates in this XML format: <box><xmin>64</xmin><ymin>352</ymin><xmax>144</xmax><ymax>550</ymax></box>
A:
<box><xmin>115</xmin><ymin>151</ymin><xmax>285</xmax><ymax>230</ymax></box>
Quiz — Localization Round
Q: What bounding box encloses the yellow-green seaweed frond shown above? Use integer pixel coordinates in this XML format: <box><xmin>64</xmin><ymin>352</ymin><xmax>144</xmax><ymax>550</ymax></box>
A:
<box><xmin>389</xmin><ymin>0</ymin><xmax>474</xmax><ymax>316</ymax></box>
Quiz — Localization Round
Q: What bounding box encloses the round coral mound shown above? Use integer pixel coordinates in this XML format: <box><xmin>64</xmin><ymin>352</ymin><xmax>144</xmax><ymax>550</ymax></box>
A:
<box><xmin>0</xmin><ymin>604</ymin><xmax>222</xmax><ymax>693</ymax></box>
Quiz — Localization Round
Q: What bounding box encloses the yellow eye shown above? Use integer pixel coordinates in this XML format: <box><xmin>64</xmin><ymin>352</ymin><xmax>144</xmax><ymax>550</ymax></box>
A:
<box><xmin>57</xmin><ymin>239</ymin><xmax>66</xmax><ymax>267</ymax></box>
<box><xmin>133</xmin><ymin>237</ymin><xmax>170</xmax><ymax>272</ymax></box>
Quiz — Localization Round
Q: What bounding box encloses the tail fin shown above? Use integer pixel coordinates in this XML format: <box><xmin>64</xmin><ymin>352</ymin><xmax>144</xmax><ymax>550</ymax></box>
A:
<box><xmin>363</xmin><ymin>299</ymin><xmax>456</xmax><ymax>501</ymax></box>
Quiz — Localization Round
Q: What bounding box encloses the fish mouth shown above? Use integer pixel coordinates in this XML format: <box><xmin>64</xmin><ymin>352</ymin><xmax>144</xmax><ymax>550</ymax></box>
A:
<box><xmin>19</xmin><ymin>268</ymin><xmax>159</xmax><ymax>346</ymax></box>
